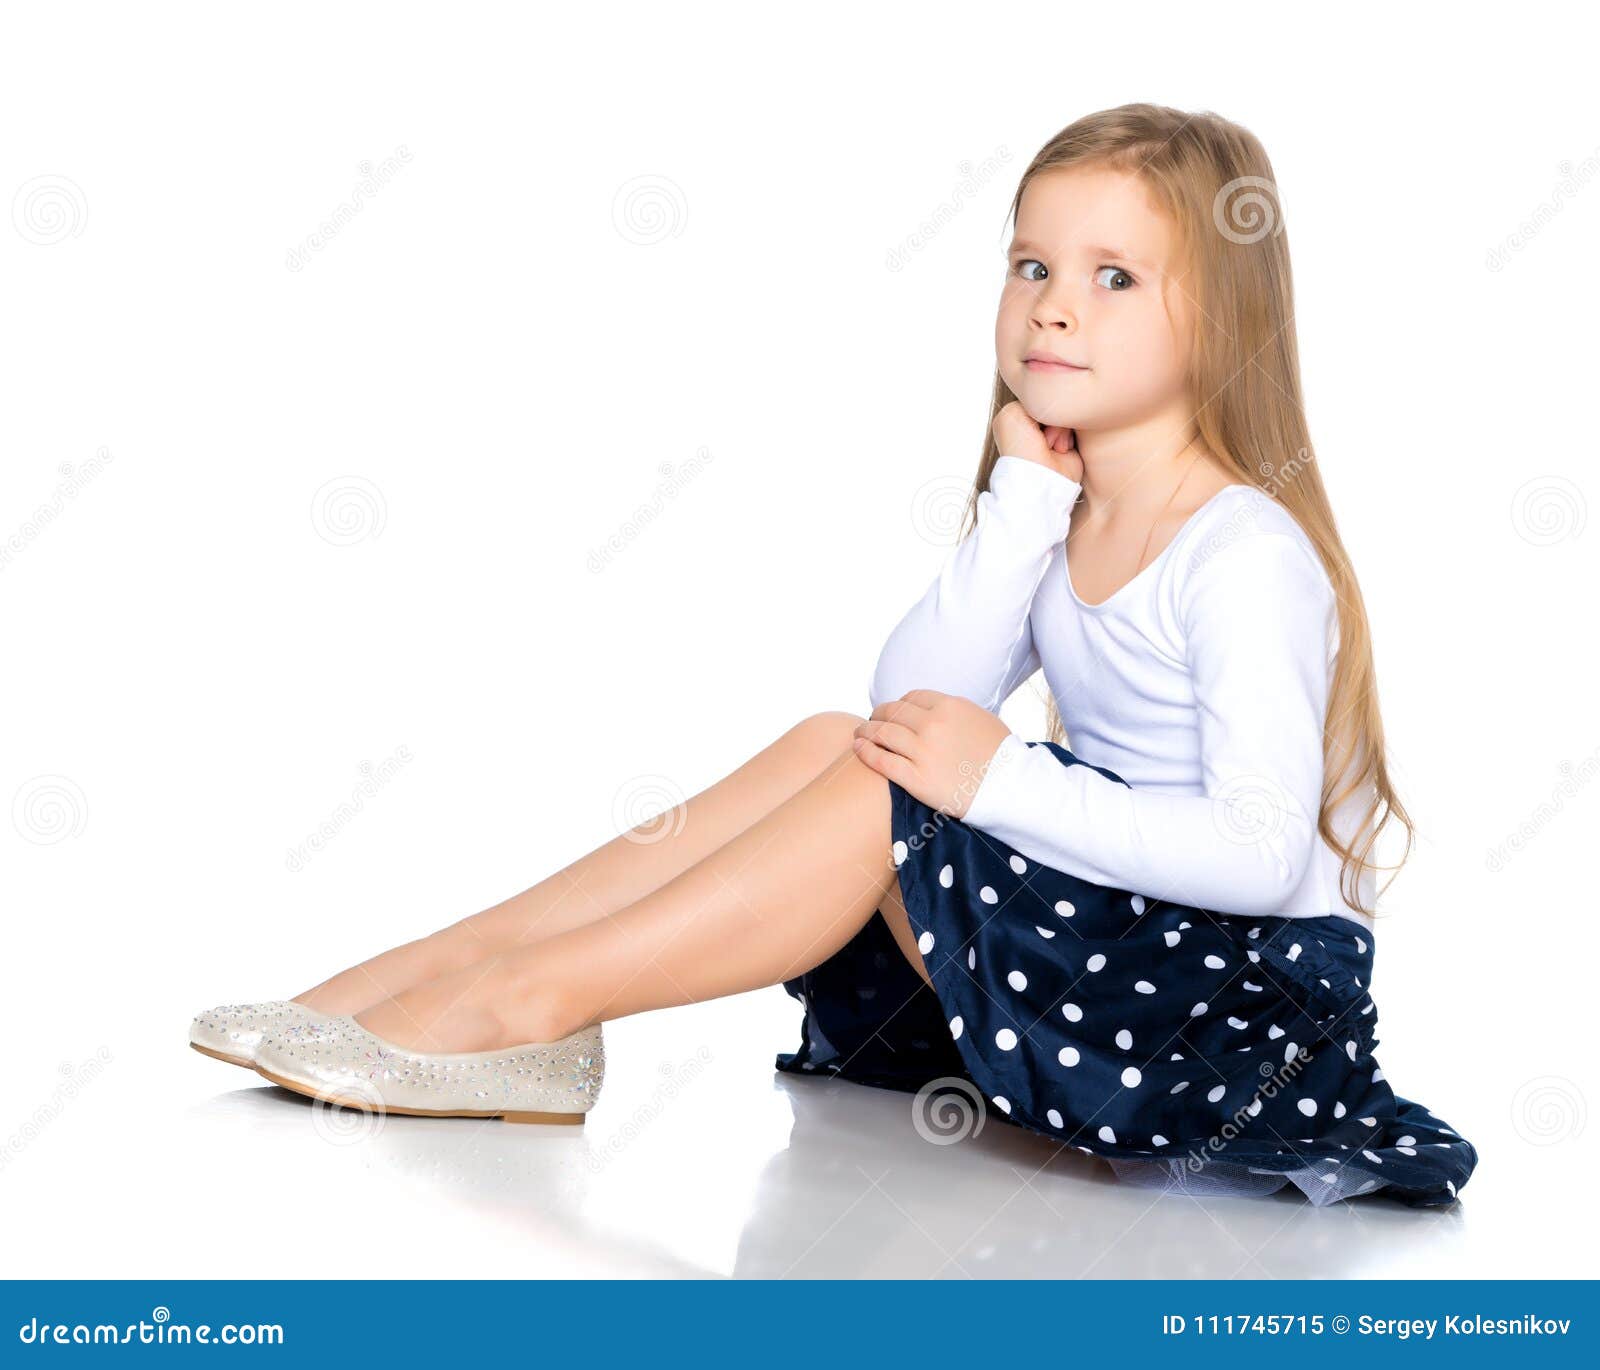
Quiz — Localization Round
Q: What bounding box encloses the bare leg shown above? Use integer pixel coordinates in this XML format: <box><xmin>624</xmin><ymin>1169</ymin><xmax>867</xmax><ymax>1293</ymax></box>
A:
<box><xmin>353</xmin><ymin>741</ymin><xmax>930</xmax><ymax>1051</ymax></box>
<box><xmin>291</xmin><ymin>711</ymin><xmax>871</xmax><ymax>1015</ymax></box>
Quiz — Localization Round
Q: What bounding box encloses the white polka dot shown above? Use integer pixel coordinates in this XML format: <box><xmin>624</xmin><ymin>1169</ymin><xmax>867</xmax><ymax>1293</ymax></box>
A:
<box><xmin>1009</xmin><ymin>854</ymin><xmax>1027</xmax><ymax>874</ymax></box>
<box><xmin>1246</xmin><ymin>1099</ymin><xmax>1262</xmax><ymax>1117</ymax></box>
<box><xmin>1345</xmin><ymin>1040</ymin><xmax>1358</xmax><ymax>1061</ymax></box>
<box><xmin>1062</xmin><ymin>1002</ymin><xmax>1082</xmax><ymax>1022</ymax></box>
<box><xmin>917</xmin><ymin>930</ymin><xmax>934</xmax><ymax>954</ymax></box>
<box><xmin>1333</xmin><ymin>1101</ymin><xmax>1347</xmax><ymax>1119</ymax></box>
<box><xmin>967</xmin><ymin>947</ymin><xmax>976</xmax><ymax>970</ymax></box>
<box><xmin>1058</xmin><ymin>1046</ymin><xmax>1080</xmax><ymax>1067</ymax></box>
<box><xmin>995</xmin><ymin>1027</ymin><xmax>1018</xmax><ymax>1050</ymax></box>
<box><xmin>1227</xmin><ymin>1016</ymin><xmax>1248</xmax><ymax>1029</ymax></box>
<box><xmin>1163</xmin><ymin>930</ymin><xmax>1181</xmax><ymax>947</ymax></box>
<box><xmin>1396</xmin><ymin>1145</ymin><xmax>1417</xmax><ymax>1156</ymax></box>
<box><xmin>1035</xmin><ymin>925</ymin><xmax>1056</xmax><ymax>939</ymax></box>
<box><xmin>1372</xmin><ymin>1066</ymin><xmax>1385</xmax><ymax>1082</ymax></box>
<box><xmin>1242</xmin><ymin>980</ymin><xmax>1263</xmax><ymax>992</ymax></box>
<box><xmin>1298</xmin><ymin>1098</ymin><xmax>1318</xmax><ymax>1117</ymax></box>
<box><xmin>1098</xmin><ymin>1125</ymin><xmax>1116</xmax><ymax>1144</ymax></box>
<box><xmin>1247</xmin><ymin>949</ymin><xmax>1260</xmax><ymax>962</ymax></box>
<box><xmin>979</xmin><ymin>886</ymin><xmax>998</xmax><ymax>904</ymax></box>
<box><xmin>1152</xmin><ymin>1133</ymin><xmax>1168</xmax><ymax>1146</ymax></box>
<box><xmin>1204</xmin><ymin>954</ymin><xmax>1226</xmax><ymax>969</ymax></box>
<box><xmin>1046</xmin><ymin>1108</ymin><xmax>1063</xmax><ymax>1128</ymax></box>
<box><xmin>1134</xmin><ymin>979</ymin><xmax>1156</xmax><ymax>994</ymax></box>
<box><xmin>1207</xmin><ymin>1084</ymin><xmax>1226</xmax><ymax>1103</ymax></box>
<box><xmin>1055</xmin><ymin>900</ymin><xmax>1075</xmax><ymax>918</ymax></box>
<box><xmin>992</xmin><ymin>1095</ymin><xmax>1011</xmax><ymax>1114</ymax></box>
<box><xmin>1115</xmin><ymin>1028</ymin><xmax>1133</xmax><ymax>1050</ymax></box>
<box><xmin>1397</xmin><ymin>1135</ymin><xmax>1416</xmax><ymax>1146</ymax></box>
<box><xmin>1086</xmin><ymin>954</ymin><xmax>1106</xmax><ymax>972</ymax></box>
<box><xmin>1286</xmin><ymin>943</ymin><xmax>1302</xmax><ymax>961</ymax></box>
<box><xmin>1130</xmin><ymin>894</ymin><xmax>1146</xmax><ymax>915</ymax></box>
<box><xmin>892</xmin><ymin>840</ymin><xmax>908</xmax><ymax>866</ymax></box>
<box><xmin>1362</xmin><ymin>1149</ymin><xmax>1382</xmax><ymax>1164</ymax></box>
<box><xmin>1007</xmin><ymin>970</ymin><xmax>1027</xmax><ymax>992</ymax></box>
<box><xmin>1284</xmin><ymin>1041</ymin><xmax>1299</xmax><ymax>1063</ymax></box>
<box><xmin>949</xmin><ymin>1016</ymin><xmax>963</xmax><ymax>1039</ymax></box>
<box><xmin>1170</xmin><ymin>1081</ymin><xmax>1189</xmax><ymax>1093</ymax></box>
<box><xmin>939</xmin><ymin>863</ymin><xmax>954</xmax><ymax>888</ymax></box>
<box><xmin>1121</xmin><ymin>1066</ymin><xmax>1142</xmax><ymax>1088</ymax></box>
<box><xmin>1267</xmin><ymin>1024</ymin><xmax>1285</xmax><ymax>1039</ymax></box>
<box><xmin>1356</xmin><ymin>936</ymin><xmax>1367</xmax><ymax>954</ymax></box>
<box><xmin>1190</xmin><ymin>1001</ymin><xmax>1208</xmax><ymax>1016</ymax></box>
<box><xmin>1359</xmin><ymin>1116</ymin><xmax>1377</xmax><ymax>1127</ymax></box>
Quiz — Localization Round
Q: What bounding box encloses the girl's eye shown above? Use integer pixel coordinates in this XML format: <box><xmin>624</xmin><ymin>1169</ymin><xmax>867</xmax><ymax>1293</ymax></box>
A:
<box><xmin>1094</xmin><ymin>265</ymin><xmax>1136</xmax><ymax>291</ymax></box>
<box><xmin>1012</xmin><ymin>258</ymin><xmax>1047</xmax><ymax>282</ymax></box>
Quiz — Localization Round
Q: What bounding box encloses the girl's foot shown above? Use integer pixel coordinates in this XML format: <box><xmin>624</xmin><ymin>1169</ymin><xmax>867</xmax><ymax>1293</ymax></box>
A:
<box><xmin>353</xmin><ymin>950</ymin><xmax>571</xmax><ymax>1053</ymax></box>
<box><xmin>291</xmin><ymin>921</ymin><xmax>489</xmax><ymax>1018</ymax></box>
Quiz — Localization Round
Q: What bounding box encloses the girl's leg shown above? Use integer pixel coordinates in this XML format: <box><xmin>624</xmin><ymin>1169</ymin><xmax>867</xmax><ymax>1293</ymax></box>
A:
<box><xmin>353</xmin><ymin>740</ymin><xmax>923</xmax><ymax>1052</ymax></box>
<box><xmin>290</xmin><ymin>711</ymin><xmax>870</xmax><ymax>1015</ymax></box>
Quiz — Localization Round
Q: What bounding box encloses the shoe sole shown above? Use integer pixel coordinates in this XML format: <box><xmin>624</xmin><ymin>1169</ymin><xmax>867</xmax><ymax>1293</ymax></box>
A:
<box><xmin>253</xmin><ymin>1061</ymin><xmax>587</xmax><ymax>1125</ymax></box>
<box><xmin>190</xmin><ymin>1040</ymin><xmax>255</xmax><ymax>1070</ymax></box>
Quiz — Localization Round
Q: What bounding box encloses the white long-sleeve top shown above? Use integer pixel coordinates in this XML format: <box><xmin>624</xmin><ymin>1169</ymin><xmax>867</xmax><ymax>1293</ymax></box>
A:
<box><xmin>870</xmin><ymin>454</ymin><xmax>1376</xmax><ymax>932</ymax></box>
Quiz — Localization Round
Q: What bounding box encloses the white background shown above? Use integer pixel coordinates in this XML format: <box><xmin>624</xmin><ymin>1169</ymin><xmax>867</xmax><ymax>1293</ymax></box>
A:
<box><xmin>2</xmin><ymin>1</ymin><xmax>1595</xmax><ymax>1278</ymax></box>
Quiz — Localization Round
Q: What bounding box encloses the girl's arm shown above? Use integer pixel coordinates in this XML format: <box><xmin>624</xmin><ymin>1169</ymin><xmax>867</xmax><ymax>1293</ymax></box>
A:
<box><xmin>870</xmin><ymin>455</ymin><xmax>1081</xmax><ymax>712</ymax></box>
<box><xmin>962</xmin><ymin>532</ymin><xmax>1338</xmax><ymax>917</ymax></box>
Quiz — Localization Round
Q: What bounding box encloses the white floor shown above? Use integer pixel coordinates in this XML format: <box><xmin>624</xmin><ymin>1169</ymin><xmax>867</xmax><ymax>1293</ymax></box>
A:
<box><xmin>1</xmin><ymin>991</ymin><xmax>1580</xmax><ymax>1280</ymax></box>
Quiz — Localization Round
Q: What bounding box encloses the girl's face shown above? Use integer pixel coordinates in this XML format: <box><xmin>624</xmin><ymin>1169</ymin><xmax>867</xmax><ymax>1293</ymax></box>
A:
<box><xmin>995</xmin><ymin>164</ymin><xmax>1195</xmax><ymax>434</ymax></box>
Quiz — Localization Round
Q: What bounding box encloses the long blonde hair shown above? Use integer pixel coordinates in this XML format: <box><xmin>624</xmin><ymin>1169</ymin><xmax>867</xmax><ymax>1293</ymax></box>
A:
<box><xmin>964</xmin><ymin>103</ymin><xmax>1412</xmax><ymax>918</ymax></box>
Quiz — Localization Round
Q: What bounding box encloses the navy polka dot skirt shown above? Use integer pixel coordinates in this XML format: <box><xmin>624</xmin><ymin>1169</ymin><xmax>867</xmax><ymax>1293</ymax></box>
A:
<box><xmin>776</xmin><ymin>740</ymin><xmax>1479</xmax><ymax>1208</ymax></box>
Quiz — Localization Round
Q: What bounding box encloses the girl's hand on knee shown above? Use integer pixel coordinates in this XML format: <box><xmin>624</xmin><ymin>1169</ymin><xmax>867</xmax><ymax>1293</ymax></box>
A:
<box><xmin>851</xmin><ymin>690</ymin><xmax>1011</xmax><ymax>819</ymax></box>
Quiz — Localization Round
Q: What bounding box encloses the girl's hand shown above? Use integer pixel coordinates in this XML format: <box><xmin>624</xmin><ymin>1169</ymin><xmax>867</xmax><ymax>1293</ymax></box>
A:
<box><xmin>993</xmin><ymin>400</ymin><xmax>1084</xmax><ymax>483</ymax></box>
<box><xmin>852</xmin><ymin>690</ymin><xmax>1013</xmax><ymax>821</ymax></box>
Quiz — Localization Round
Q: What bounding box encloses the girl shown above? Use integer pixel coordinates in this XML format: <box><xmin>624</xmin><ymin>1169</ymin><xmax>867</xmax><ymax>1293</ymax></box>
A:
<box><xmin>190</xmin><ymin>102</ymin><xmax>1476</xmax><ymax>1208</ymax></box>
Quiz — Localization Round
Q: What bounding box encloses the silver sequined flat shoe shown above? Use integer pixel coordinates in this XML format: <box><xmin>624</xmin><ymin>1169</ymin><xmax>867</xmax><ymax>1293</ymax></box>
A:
<box><xmin>189</xmin><ymin>1000</ymin><xmax>337</xmax><ymax>1070</ymax></box>
<box><xmin>252</xmin><ymin>1015</ymin><xmax>605</xmax><ymax>1125</ymax></box>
